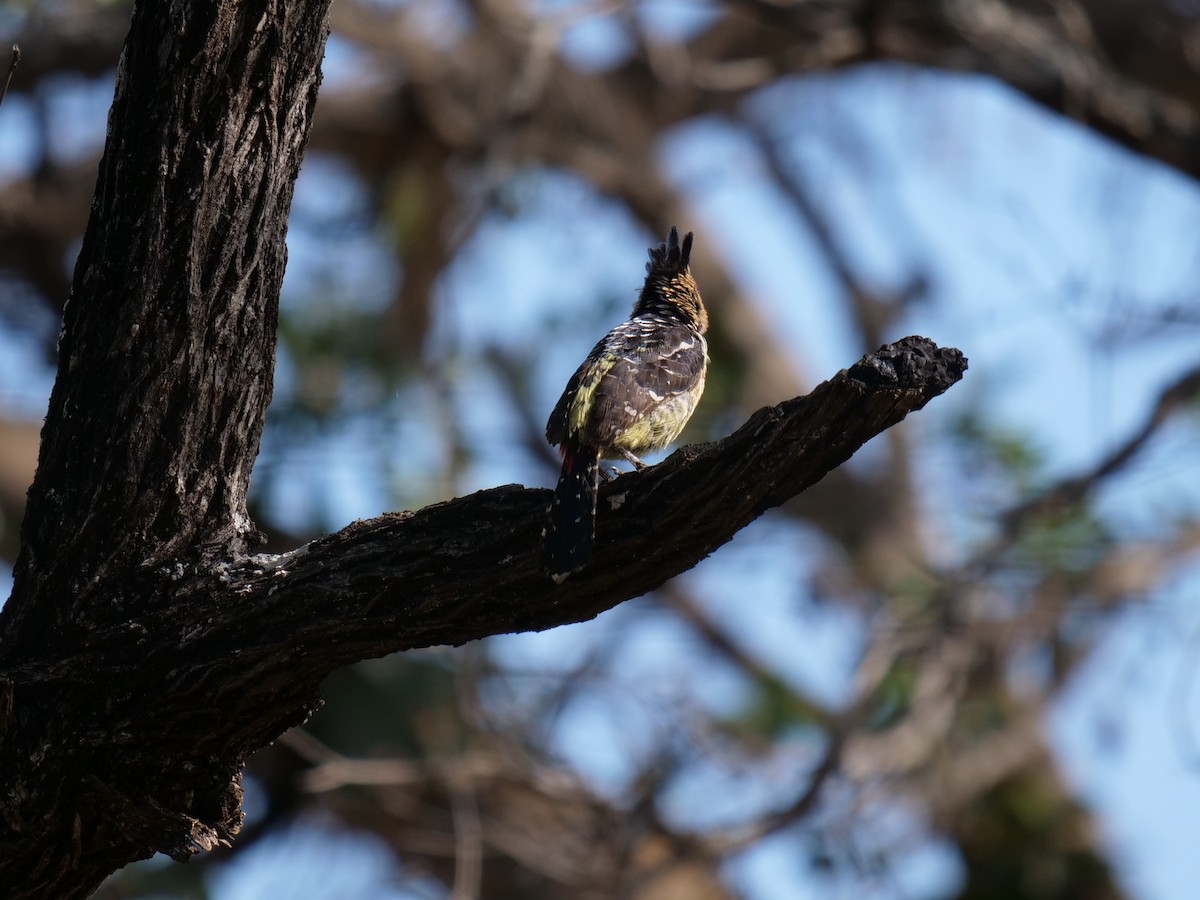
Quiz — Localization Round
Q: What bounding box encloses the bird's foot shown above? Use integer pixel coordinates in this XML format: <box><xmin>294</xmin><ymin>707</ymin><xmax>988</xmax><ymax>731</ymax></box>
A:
<box><xmin>618</xmin><ymin>448</ymin><xmax>648</xmax><ymax>470</ymax></box>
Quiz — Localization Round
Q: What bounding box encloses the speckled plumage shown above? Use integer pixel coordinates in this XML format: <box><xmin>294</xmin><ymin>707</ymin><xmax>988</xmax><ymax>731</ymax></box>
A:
<box><xmin>543</xmin><ymin>227</ymin><xmax>709</xmax><ymax>581</ymax></box>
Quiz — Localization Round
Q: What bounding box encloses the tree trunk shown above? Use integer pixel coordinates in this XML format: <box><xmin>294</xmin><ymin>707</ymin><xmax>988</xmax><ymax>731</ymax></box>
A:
<box><xmin>0</xmin><ymin>1</ymin><xmax>332</xmax><ymax>895</ymax></box>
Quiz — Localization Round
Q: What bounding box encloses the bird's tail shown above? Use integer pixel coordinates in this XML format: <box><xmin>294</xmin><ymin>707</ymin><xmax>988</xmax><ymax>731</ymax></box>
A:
<box><xmin>543</xmin><ymin>440</ymin><xmax>600</xmax><ymax>582</ymax></box>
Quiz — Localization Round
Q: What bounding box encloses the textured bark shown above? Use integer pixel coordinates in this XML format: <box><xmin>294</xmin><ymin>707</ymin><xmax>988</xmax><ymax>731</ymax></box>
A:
<box><xmin>0</xmin><ymin>0</ymin><xmax>331</xmax><ymax>896</ymax></box>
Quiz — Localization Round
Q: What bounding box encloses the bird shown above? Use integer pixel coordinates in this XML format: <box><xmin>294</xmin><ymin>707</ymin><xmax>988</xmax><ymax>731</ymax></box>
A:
<box><xmin>543</xmin><ymin>226</ymin><xmax>709</xmax><ymax>582</ymax></box>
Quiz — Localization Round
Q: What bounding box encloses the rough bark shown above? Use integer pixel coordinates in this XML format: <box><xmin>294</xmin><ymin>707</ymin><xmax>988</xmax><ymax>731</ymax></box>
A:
<box><xmin>0</xmin><ymin>0</ymin><xmax>331</xmax><ymax>896</ymax></box>
<box><xmin>0</xmin><ymin>0</ymin><xmax>966</xmax><ymax>896</ymax></box>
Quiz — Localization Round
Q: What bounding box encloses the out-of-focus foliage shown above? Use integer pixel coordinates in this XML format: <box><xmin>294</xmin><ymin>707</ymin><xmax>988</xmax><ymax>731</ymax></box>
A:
<box><xmin>3</xmin><ymin>0</ymin><xmax>1200</xmax><ymax>898</ymax></box>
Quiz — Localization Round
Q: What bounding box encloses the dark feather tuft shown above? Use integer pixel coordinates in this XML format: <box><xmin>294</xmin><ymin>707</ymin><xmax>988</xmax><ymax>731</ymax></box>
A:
<box><xmin>646</xmin><ymin>226</ymin><xmax>693</xmax><ymax>277</ymax></box>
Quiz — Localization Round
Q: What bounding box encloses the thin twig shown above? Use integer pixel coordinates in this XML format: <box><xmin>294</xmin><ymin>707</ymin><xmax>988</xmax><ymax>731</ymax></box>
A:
<box><xmin>448</xmin><ymin>783</ymin><xmax>483</xmax><ymax>900</ymax></box>
<box><xmin>0</xmin><ymin>45</ymin><xmax>19</xmax><ymax>112</ymax></box>
<box><xmin>660</xmin><ymin>581</ymin><xmax>836</xmax><ymax>728</ymax></box>
<box><xmin>701</xmin><ymin>713</ymin><xmax>853</xmax><ymax>856</ymax></box>
<box><xmin>983</xmin><ymin>364</ymin><xmax>1200</xmax><ymax>569</ymax></box>
<box><xmin>743</xmin><ymin>115</ymin><xmax>928</xmax><ymax>352</ymax></box>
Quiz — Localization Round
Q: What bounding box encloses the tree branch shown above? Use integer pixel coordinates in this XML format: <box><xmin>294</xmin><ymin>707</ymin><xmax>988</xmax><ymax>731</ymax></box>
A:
<box><xmin>226</xmin><ymin>336</ymin><xmax>966</xmax><ymax>653</ymax></box>
<box><xmin>51</xmin><ymin>338</ymin><xmax>967</xmax><ymax>691</ymax></box>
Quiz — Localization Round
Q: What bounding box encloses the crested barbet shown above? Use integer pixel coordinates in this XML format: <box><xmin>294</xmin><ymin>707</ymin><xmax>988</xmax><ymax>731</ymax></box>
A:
<box><xmin>543</xmin><ymin>226</ymin><xmax>709</xmax><ymax>581</ymax></box>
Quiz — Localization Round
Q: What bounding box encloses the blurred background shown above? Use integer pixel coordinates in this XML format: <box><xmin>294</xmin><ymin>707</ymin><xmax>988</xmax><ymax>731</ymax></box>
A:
<box><xmin>3</xmin><ymin>0</ymin><xmax>1200</xmax><ymax>897</ymax></box>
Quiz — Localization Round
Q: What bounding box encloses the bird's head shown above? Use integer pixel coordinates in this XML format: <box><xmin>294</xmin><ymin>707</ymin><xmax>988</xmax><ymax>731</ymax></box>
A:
<box><xmin>634</xmin><ymin>226</ymin><xmax>707</xmax><ymax>333</ymax></box>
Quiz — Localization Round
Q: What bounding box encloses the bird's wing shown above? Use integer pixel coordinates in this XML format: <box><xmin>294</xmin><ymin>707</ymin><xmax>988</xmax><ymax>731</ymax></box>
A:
<box><xmin>577</xmin><ymin>321</ymin><xmax>707</xmax><ymax>449</ymax></box>
<box><xmin>545</xmin><ymin>330</ymin><xmax>612</xmax><ymax>446</ymax></box>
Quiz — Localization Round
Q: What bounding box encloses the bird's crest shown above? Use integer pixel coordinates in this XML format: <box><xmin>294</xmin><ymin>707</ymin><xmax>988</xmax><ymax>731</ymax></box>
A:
<box><xmin>646</xmin><ymin>226</ymin><xmax>693</xmax><ymax>278</ymax></box>
<box><xmin>634</xmin><ymin>226</ymin><xmax>705</xmax><ymax>332</ymax></box>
